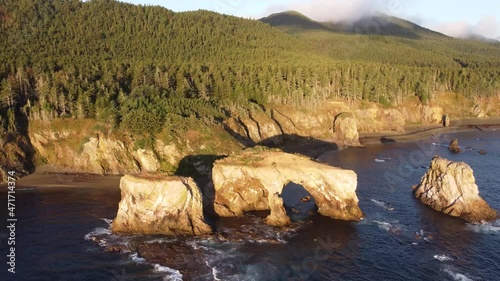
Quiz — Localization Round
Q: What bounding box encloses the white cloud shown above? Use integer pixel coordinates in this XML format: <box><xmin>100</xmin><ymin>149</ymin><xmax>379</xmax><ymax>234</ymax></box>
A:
<box><xmin>265</xmin><ymin>0</ymin><xmax>407</xmax><ymax>22</ymax></box>
<box><xmin>432</xmin><ymin>16</ymin><xmax>500</xmax><ymax>39</ymax></box>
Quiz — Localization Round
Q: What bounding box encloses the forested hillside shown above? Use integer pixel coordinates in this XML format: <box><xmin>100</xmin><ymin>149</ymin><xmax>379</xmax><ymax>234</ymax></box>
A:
<box><xmin>1</xmin><ymin>0</ymin><xmax>499</xmax><ymax>137</ymax></box>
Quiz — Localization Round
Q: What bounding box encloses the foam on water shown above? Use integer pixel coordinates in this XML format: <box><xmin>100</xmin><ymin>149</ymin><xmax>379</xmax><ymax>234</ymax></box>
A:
<box><xmin>153</xmin><ymin>264</ymin><xmax>183</xmax><ymax>280</ymax></box>
<box><xmin>101</xmin><ymin>218</ymin><xmax>113</xmax><ymax>224</ymax></box>
<box><xmin>373</xmin><ymin>220</ymin><xmax>392</xmax><ymax>231</ymax></box>
<box><xmin>374</xmin><ymin>159</ymin><xmax>386</xmax><ymax>163</ymax></box>
<box><xmin>434</xmin><ymin>254</ymin><xmax>454</xmax><ymax>262</ymax></box>
<box><xmin>371</xmin><ymin>199</ymin><xmax>395</xmax><ymax>211</ymax></box>
<box><xmin>144</xmin><ymin>238</ymin><xmax>178</xmax><ymax>244</ymax></box>
<box><xmin>442</xmin><ymin>266</ymin><xmax>474</xmax><ymax>281</ymax></box>
<box><xmin>130</xmin><ymin>252</ymin><xmax>146</xmax><ymax>264</ymax></box>
<box><xmin>466</xmin><ymin>220</ymin><xmax>500</xmax><ymax>234</ymax></box>
<box><xmin>206</xmin><ymin>261</ymin><xmax>222</xmax><ymax>281</ymax></box>
<box><xmin>432</xmin><ymin>142</ymin><xmax>449</xmax><ymax>147</ymax></box>
<box><xmin>84</xmin><ymin>227</ymin><xmax>112</xmax><ymax>241</ymax></box>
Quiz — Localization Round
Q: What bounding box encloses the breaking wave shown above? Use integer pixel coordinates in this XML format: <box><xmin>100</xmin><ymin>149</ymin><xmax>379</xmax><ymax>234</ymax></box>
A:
<box><xmin>371</xmin><ymin>199</ymin><xmax>394</xmax><ymax>211</ymax></box>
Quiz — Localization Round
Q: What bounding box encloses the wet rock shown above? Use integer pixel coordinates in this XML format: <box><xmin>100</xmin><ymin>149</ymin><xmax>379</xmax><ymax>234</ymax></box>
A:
<box><xmin>112</xmin><ymin>174</ymin><xmax>212</xmax><ymax>235</ymax></box>
<box><xmin>448</xmin><ymin>138</ymin><xmax>461</xmax><ymax>153</ymax></box>
<box><xmin>479</xmin><ymin>150</ymin><xmax>487</xmax><ymax>155</ymax></box>
<box><xmin>413</xmin><ymin>156</ymin><xmax>498</xmax><ymax>223</ymax></box>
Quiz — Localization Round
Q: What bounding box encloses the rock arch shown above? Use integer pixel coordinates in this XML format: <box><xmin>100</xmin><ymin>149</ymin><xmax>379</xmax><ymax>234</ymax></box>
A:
<box><xmin>212</xmin><ymin>149</ymin><xmax>363</xmax><ymax>226</ymax></box>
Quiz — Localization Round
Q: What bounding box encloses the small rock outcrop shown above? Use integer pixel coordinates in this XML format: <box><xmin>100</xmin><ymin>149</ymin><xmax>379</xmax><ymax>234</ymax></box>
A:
<box><xmin>112</xmin><ymin>174</ymin><xmax>212</xmax><ymax>235</ymax></box>
<box><xmin>212</xmin><ymin>148</ymin><xmax>363</xmax><ymax>225</ymax></box>
<box><xmin>334</xmin><ymin>112</ymin><xmax>360</xmax><ymax>146</ymax></box>
<box><xmin>413</xmin><ymin>156</ymin><xmax>498</xmax><ymax>223</ymax></box>
<box><xmin>442</xmin><ymin>114</ymin><xmax>450</xmax><ymax>127</ymax></box>
<box><xmin>448</xmin><ymin>138</ymin><xmax>461</xmax><ymax>153</ymax></box>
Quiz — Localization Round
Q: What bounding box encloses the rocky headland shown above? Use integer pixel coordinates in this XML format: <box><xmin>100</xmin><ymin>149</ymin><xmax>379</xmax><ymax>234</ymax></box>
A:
<box><xmin>413</xmin><ymin>156</ymin><xmax>498</xmax><ymax>223</ymax></box>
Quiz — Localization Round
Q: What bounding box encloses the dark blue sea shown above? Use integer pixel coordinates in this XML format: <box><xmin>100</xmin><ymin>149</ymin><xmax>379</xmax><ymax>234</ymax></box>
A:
<box><xmin>1</xmin><ymin>129</ymin><xmax>499</xmax><ymax>280</ymax></box>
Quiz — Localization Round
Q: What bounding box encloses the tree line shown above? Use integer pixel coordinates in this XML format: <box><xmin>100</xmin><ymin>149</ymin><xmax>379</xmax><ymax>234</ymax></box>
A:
<box><xmin>1</xmin><ymin>0</ymin><xmax>499</xmax><ymax>136</ymax></box>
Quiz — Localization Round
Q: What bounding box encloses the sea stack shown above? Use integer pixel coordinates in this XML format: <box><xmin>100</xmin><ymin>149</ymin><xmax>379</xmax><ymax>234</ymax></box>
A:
<box><xmin>413</xmin><ymin>156</ymin><xmax>498</xmax><ymax>223</ymax></box>
<box><xmin>333</xmin><ymin>112</ymin><xmax>361</xmax><ymax>147</ymax></box>
<box><xmin>442</xmin><ymin>114</ymin><xmax>450</xmax><ymax>127</ymax></box>
<box><xmin>211</xmin><ymin>147</ymin><xmax>363</xmax><ymax>226</ymax></box>
<box><xmin>112</xmin><ymin>174</ymin><xmax>212</xmax><ymax>235</ymax></box>
<box><xmin>448</xmin><ymin>138</ymin><xmax>461</xmax><ymax>153</ymax></box>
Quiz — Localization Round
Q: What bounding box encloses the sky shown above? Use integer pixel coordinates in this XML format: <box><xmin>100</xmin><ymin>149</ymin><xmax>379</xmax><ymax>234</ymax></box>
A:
<box><xmin>121</xmin><ymin>0</ymin><xmax>500</xmax><ymax>39</ymax></box>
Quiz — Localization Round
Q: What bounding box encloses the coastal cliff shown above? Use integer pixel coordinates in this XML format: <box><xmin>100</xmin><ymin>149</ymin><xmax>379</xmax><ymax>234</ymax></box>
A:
<box><xmin>413</xmin><ymin>156</ymin><xmax>498</xmax><ymax>223</ymax></box>
<box><xmin>1</xmin><ymin>95</ymin><xmax>498</xmax><ymax>182</ymax></box>
<box><xmin>212</xmin><ymin>148</ymin><xmax>363</xmax><ymax>225</ymax></box>
<box><xmin>112</xmin><ymin>174</ymin><xmax>212</xmax><ymax>235</ymax></box>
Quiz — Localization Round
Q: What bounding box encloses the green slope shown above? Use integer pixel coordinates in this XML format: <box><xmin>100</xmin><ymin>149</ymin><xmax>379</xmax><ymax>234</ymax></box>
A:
<box><xmin>0</xmin><ymin>0</ymin><xmax>499</xmax><ymax>137</ymax></box>
<box><xmin>259</xmin><ymin>10</ymin><xmax>500</xmax><ymax>67</ymax></box>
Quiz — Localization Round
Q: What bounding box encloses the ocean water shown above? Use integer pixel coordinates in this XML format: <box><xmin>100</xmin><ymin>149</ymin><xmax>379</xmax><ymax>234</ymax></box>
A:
<box><xmin>1</xmin><ymin>129</ymin><xmax>499</xmax><ymax>281</ymax></box>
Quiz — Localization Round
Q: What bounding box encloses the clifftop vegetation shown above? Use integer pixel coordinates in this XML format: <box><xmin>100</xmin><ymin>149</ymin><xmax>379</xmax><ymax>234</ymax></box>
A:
<box><xmin>1</xmin><ymin>0</ymin><xmax>499</xmax><ymax>137</ymax></box>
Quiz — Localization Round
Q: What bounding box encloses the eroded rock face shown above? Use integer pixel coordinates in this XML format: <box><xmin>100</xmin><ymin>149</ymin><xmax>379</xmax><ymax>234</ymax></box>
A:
<box><xmin>413</xmin><ymin>156</ymin><xmax>498</xmax><ymax>223</ymax></box>
<box><xmin>212</xmin><ymin>149</ymin><xmax>363</xmax><ymax>225</ymax></box>
<box><xmin>112</xmin><ymin>174</ymin><xmax>212</xmax><ymax>235</ymax></box>
<box><xmin>0</xmin><ymin>133</ymin><xmax>36</xmax><ymax>182</ymax></box>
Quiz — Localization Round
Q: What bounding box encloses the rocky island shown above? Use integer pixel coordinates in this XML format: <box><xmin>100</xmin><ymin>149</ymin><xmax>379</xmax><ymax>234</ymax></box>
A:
<box><xmin>413</xmin><ymin>156</ymin><xmax>498</xmax><ymax>223</ymax></box>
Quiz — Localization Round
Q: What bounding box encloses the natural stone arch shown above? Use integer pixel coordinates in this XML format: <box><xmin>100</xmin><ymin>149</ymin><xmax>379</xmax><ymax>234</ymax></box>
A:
<box><xmin>212</xmin><ymin>149</ymin><xmax>363</xmax><ymax>226</ymax></box>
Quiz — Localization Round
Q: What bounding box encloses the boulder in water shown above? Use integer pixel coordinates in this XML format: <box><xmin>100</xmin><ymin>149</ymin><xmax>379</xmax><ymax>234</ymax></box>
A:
<box><xmin>413</xmin><ymin>156</ymin><xmax>498</xmax><ymax>223</ymax></box>
<box><xmin>448</xmin><ymin>138</ymin><xmax>461</xmax><ymax>153</ymax></box>
<box><xmin>112</xmin><ymin>174</ymin><xmax>212</xmax><ymax>235</ymax></box>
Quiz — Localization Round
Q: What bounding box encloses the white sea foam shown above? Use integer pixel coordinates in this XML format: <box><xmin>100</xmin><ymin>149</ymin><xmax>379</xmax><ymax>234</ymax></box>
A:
<box><xmin>373</xmin><ymin>220</ymin><xmax>393</xmax><ymax>232</ymax></box>
<box><xmin>432</xmin><ymin>142</ymin><xmax>448</xmax><ymax>147</ymax></box>
<box><xmin>129</xmin><ymin>252</ymin><xmax>146</xmax><ymax>264</ymax></box>
<box><xmin>84</xmin><ymin>227</ymin><xmax>111</xmax><ymax>241</ymax></box>
<box><xmin>144</xmin><ymin>238</ymin><xmax>177</xmax><ymax>244</ymax></box>
<box><xmin>466</xmin><ymin>220</ymin><xmax>500</xmax><ymax>234</ymax></box>
<box><xmin>374</xmin><ymin>159</ymin><xmax>386</xmax><ymax>163</ymax></box>
<box><xmin>370</xmin><ymin>199</ymin><xmax>395</xmax><ymax>211</ymax></box>
<box><xmin>434</xmin><ymin>254</ymin><xmax>453</xmax><ymax>262</ymax></box>
<box><xmin>443</xmin><ymin>266</ymin><xmax>474</xmax><ymax>281</ymax></box>
<box><xmin>101</xmin><ymin>218</ymin><xmax>113</xmax><ymax>225</ymax></box>
<box><xmin>154</xmin><ymin>264</ymin><xmax>183</xmax><ymax>280</ymax></box>
<box><xmin>206</xmin><ymin>261</ymin><xmax>222</xmax><ymax>281</ymax></box>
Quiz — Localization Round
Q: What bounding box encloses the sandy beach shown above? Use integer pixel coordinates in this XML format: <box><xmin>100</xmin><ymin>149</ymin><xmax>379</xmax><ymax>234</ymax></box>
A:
<box><xmin>359</xmin><ymin>117</ymin><xmax>500</xmax><ymax>145</ymax></box>
<box><xmin>0</xmin><ymin>166</ymin><xmax>122</xmax><ymax>189</ymax></box>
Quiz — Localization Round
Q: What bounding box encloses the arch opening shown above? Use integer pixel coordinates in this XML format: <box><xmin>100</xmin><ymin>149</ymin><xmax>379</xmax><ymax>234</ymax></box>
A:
<box><xmin>281</xmin><ymin>182</ymin><xmax>318</xmax><ymax>222</ymax></box>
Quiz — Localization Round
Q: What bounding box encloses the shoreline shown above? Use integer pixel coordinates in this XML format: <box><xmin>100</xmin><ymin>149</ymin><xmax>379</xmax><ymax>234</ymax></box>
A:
<box><xmin>359</xmin><ymin>117</ymin><xmax>500</xmax><ymax>145</ymax></box>
<box><xmin>2</xmin><ymin>117</ymin><xmax>500</xmax><ymax>189</ymax></box>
